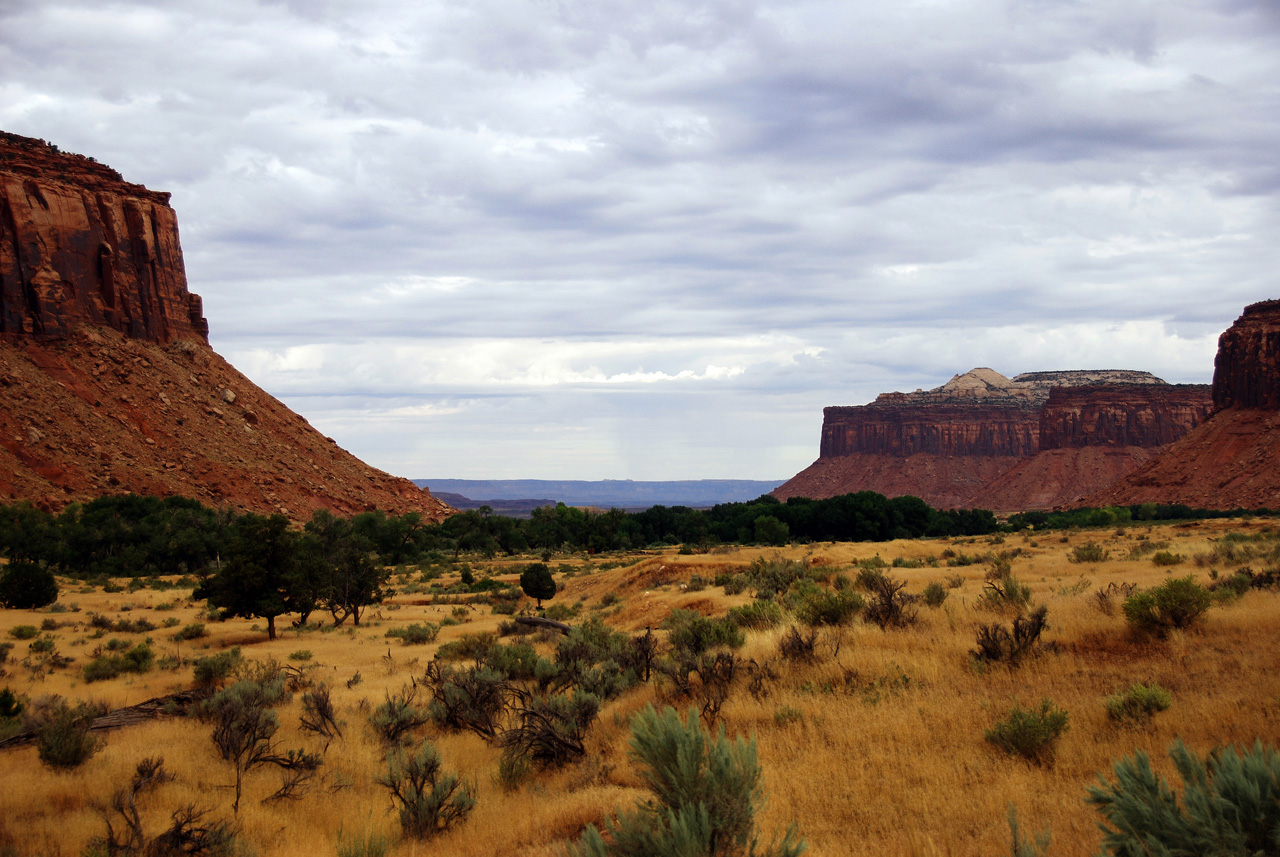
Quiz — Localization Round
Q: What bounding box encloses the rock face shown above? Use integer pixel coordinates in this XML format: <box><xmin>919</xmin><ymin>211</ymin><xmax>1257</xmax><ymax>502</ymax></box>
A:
<box><xmin>1087</xmin><ymin>300</ymin><xmax>1280</xmax><ymax>510</ymax></box>
<box><xmin>1211</xmin><ymin>299</ymin><xmax>1280</xmax><ymax>410</ymax></box>
<box><xmin>776</xmin><ymin>368</ymin><xmax>1212</xmax><ymax>511</ymax></box>
<box><xmin>1</xmin><ymin>132</ymin><xmax>208</xmax><ymax>344</ymax></box>
<box><xmin>0</xmin><ymin>131</ymin><xmax>451</xmax><ymax>522</ymax></box>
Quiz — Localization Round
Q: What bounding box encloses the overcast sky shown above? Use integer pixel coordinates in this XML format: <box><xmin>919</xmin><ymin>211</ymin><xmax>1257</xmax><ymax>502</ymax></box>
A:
<box><xmin>3</xmin><ymin>0</ymin><xmax>1278</xmax><ymax>481</ymax></box>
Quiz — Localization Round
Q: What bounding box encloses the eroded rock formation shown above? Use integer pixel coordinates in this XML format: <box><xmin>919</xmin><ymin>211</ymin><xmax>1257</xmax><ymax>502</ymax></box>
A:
<box><xmin>0</xmin><ymin>131</ymin><xmax>450</xmax><ymax>521</ymax></box>
<box><xmin>1</xmin><ymin>132</ymin><xmax>208</xmax><ymax>344</ymax></box>
<box><xmin>1087</xmin><ymin>300</ymin><xmax>1280</xmax><ymax>510</ymax></box>
<box><xmin>776</xmin><ymin>368</ymin><xmax>1212</xmax><ymax>511</ymax></box>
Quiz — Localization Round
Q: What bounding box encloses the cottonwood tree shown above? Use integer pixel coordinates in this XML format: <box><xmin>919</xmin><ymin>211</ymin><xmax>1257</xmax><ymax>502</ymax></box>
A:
<box><xmin>520</xmin><ymin>563</ymin><xmax>556</xmax><ymax>609</ymax></box>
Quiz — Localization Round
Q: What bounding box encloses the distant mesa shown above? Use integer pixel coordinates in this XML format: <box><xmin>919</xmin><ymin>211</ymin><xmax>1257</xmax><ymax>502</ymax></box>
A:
<box><xmin>775</xmin><ymin>367</ymin><xmax>1214</xmax><ymax>511</ymax></box>
<box><xmin>0</xmin><ymin>130</ymin><xmax>451</xmax><ymax>522</ymax></box>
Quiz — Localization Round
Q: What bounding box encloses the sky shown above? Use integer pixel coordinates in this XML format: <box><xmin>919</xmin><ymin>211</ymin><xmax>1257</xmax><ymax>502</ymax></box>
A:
<box><xmin>2</xmin><ymin>0</ymin><xmax>1278</xmax><ymax>481</ymax></box>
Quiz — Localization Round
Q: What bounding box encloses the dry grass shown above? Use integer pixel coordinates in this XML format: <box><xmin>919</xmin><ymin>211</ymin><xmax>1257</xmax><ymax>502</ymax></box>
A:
<box><xmin>2</xmin><ymin>519</ymin><xmax>1279</xmax><ymax>855</ymax></box>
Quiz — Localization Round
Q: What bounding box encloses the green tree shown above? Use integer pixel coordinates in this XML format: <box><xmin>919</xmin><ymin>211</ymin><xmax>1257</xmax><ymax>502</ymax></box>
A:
<box><xmin>520</xmin><ymin>563</ymin><xmax>557</xmax><ymax>609</ymax></box>
<box><xmin>0</xmin><ymin>560</ymin><xmax>58</xmax><ymax>609</ymax></box>
<box><xmin>194</xmin><ymin>513</ymin><xmax>299</xmax><ymax>640</ymax></box>
<box><xmin>570</xmin><ymin>705</ymin><xmax>804</xmax><ymax>857</ymax></box>
<box><xmin>753</xmin><ymin>515</ymin><xmax>789</xmax><ymax>546</ymax></box>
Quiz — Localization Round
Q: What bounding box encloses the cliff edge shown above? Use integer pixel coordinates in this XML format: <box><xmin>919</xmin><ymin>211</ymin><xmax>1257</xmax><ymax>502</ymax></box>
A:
<box><xmin>0</xmin><ymin>131</ymin><xmax>451</xmax><ymax>521</ymax></box>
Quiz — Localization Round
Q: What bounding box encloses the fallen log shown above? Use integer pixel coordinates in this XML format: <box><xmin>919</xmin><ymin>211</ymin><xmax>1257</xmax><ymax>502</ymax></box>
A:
<box><xmin>0</xmin><ymin>688</ymin><xmax>208</xmax><ymax>750</ymax></box>
<box><xmin>514</xmin><ymin>616</ymin><xmax>572</xmax><ymax>635</ymax></box>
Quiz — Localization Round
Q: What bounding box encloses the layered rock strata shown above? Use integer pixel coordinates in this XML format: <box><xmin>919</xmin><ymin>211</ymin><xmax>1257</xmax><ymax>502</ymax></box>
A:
<box><xmin>1088</xmin><ymin>300</ymin><xmax>1280</xmax><ymax>510</ymax></box>
<box><xmin>1</xmin><ymin>132</ymin><xmax>208</xmax><ymax>344</ymax></box>
<box><xmin>776</xmin><ymin>368</ymin><xmax>1212</xmax><ymax>511</ymax></box>
<box><xmin>0</xmin><ymin>131</ymin><xmax>450</xmax><ymax>521</ymax></box>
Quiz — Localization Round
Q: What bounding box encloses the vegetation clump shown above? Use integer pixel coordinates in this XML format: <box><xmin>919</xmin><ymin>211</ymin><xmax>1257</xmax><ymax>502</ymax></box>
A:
<box><xmin>1087</xmin><ymin>739</ymin><xmax>1280</xmax><ymax>856</ymax></box>
<box><xmin>28</xmin><ymin>696</ymin><xmax>104</xmax><ymax>769</ymax></box>
<box><xmin>1122</xmin><ymin>576</ymin><xmax>1213</xmax><ymax>636</ymax></box>
<box><xmin>569</xmin><ymin>705</ymin><xmax>805</xmax><ymax>857</ymax></box>
<box><xmin>1104</xmin><ymin>683</ymin><xmax>1172</xmax><ymax>725</ymax></box>
<box><xmin>377</xmin><ymin>740</ymin><xmax>475</xmax><ymax>839</ymax></box>
<box><xmin>984</xmin><ymin>699</ymin><xmax>1069</xmax><ymax>766</ymax></box>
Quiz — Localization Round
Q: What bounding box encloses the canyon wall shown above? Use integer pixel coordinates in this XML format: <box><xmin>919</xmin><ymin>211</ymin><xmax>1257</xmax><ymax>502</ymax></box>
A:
<box><xmin>0</xmin><ymin>131</ymin><xmax>451</xmax><ymax>521</ymax></box>
<box><xmin>1</xmin><ymin>132</ymin><xmax>208</xmax><ymax>344</ymax></box>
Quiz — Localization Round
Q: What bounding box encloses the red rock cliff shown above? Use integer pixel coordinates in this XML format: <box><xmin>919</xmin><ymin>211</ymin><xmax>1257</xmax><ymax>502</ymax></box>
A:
<box><xmin>1211</xmin><ymin>299</ymin><xmax>1280</xmax><ymax>410</ymax></box>
<box><xmin>1</xmin><ymin>131</ymin><xmax>208</xmax><ymax>344</ymax></box>
<box><xmin>820</xmin><ymin>403</ymin><xmax>1039</xmax><ymax>458</ymax></box>
<box><xmin>1087</xmin><ymin>300</ymin><xmax>1280</xmax><ymax>510</ymax></box>
<box><xmin>1038</xmin><ymin>385</ymin><xmax>1213</xmax><ymax>449</ymax></box>
<box><xmin>0</xmin><ymin>131</ymin><xmax>451</xmax><ymax>522</ymax></box>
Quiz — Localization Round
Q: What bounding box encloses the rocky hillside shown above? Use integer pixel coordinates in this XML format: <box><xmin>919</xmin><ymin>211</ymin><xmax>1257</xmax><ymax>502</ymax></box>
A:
<box><xmin>0</xmin><ymin>131</ymin><xmax>451</xmax><ymax>521</ymax></box>
<box><xmin>1087</xmin><ymin>300</ymin><xmax>1280</xmax><ymax>510</ymax></box>
<box><xmin>776</xmin><ymin>368</ymin><xmax>1211</xmax><ymax>510</ymax></box>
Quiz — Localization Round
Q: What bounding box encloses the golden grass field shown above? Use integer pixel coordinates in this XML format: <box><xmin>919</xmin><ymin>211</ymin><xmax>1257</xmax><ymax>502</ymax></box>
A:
<box><xmin>2</xmin><ymin>518</ymin><xmax>1279</xmax><ymax>857</ymax></box>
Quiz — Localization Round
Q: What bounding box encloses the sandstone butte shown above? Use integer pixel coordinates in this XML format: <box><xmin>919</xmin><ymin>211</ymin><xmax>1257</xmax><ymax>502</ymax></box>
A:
<box><xmin>1085</xmin><ymin>299</ymin><xmax>1280</xmax><ymax>511</ymax></box>
<box><xmin>0</xmin><ymin>130</ymin><xmax>452</xmax><ymax>522</ymax></box>
<box><xmin>773</xmin><ymin>367</ymin><xmax>1214</xmax><ymax>511</ymax></box>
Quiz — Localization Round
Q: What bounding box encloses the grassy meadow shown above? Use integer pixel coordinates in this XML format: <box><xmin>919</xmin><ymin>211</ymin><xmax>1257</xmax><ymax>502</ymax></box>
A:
<box><xmin>2</xmin><ymin>518</ymin><xmax>1279</xmax><ymax>856</ymax></box>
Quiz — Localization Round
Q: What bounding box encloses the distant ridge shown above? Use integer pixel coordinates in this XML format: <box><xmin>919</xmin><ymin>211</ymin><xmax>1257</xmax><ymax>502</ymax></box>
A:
<box><xmin>413</xmin><ymin>479</ymin><xmax>785</xmax><ymax>511</ymax></box>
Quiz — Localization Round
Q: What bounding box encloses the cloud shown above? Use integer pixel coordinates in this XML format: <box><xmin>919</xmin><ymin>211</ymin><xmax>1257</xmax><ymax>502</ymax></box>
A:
<box><xmin>2</xmin><ymin>0</ymin><xmax>1277</xmax><ymax>479</ymax></box>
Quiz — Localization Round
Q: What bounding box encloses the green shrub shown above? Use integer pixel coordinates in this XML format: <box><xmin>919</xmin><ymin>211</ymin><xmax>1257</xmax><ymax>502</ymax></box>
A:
<box><xmin>568</xmin><ymin>705</ymin><xmax>804</xmax><ymax>857</ymax></box>
<box><xmin>370</xmin><ymin>685</ymin><xmax>432</xmax><ymax>746</ymax></box>
<box><xmin>985</xmin><ymin>699</ymin><xmax>1069</xmax><ymax>766</ymax></box>
<box><xmin>192</xmin><ymin>648</ymin><xmax>243</xmax><ymax>689</ymax></box>
<box><xmin>1150</xmin><ymin>551</ymin><xmax>1184</xmax><ymax>567</ymax></box>
<box><xmin>0</xmin><ymin>687</ymin><xmax>23</xmax><ymax>720</ymax></box>
<box><xmin>1122</xmin><ymin>576</ymin><xmax>1213</xmax><ymax>636</ymax></box>
<box><xmin>172</xmin><ymin>622</ymin><xmax>207</xmax><ymax>641</ymax></box>
<box><xmin>1069</xmin><ymin>542</ymin><xmax>1110</xmax><ymax>564</ymax></box>
<box><xmin>1104</xmin><ymin>683</ymin><xmax>1172</xmax><ymax>725</ymax></box>
<box><xmin>31</xmin><ymin>697</ymin><xmax>103</xmax><ymax>769</ymax></box>
<box><xmin>662</xmin><ymin>610</ymin><xmax>744</xmax><ymax>655</ymax></box>
<box><xmin>82</xmin><ymin>643</ymin><xmax>155</xmax><ymax>683</ymax></box>
<box><xmin>386</xmin><ymin>623</ymin><xmax>442</xmax><ymax>645</ymax></box>
<box><xmin>791</xmin><ymin>588</ymin><xmax>863</xmax><ymax>627</ymax></box>
<box><xmin>978</xmin><ymin>572</ymin><xmax>1032</xmax><ymax>613</ymax></box>
<box><xmin>727</xmin><ymin>600</ymin><xmax>785</xmax><ymax>630</ymax></box>
<box><xmin>377</xmin><ymin>740</ymin><xmax>475</xmax><ymax>839</ymax></box>
<box><xmin>336</xmin><ymin>830</ymin><xmax>391</xmax><ymax>857</ymax></box>
<box><xmin>8</xmin><ymin>625</ymin><xmax>38</xmax><ymax>641</ymax></box>
<box><xmin>972</xmin><ymin>606</ymin><xmax>1050</xmax><ymax>666</ymax></box>
<box><xmin>686</xmin><ymin>574</ymin><xmax>707</xmax><ymax>593</ymax></box>
<box><xmin>288</xmin><ymin>650</ymin><xmax>313</xmax><ymax>661</ymax></box>
<box><xmin>922</xmin><ymin>582</ymin><xmax>949</xmax><ymax>608</ymax></box>
<box><xmin>29</xmin><ymin>636</ymin><xmax>55</xmax><ymax>654</ymax></box>
<box><xmin>1087</xmin><ymin>739</ymin><xmax>1280</xmax><ymax>856</ymax></box>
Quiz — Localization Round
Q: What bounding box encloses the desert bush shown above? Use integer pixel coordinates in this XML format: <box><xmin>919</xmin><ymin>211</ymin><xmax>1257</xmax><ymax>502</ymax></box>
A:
<box><xmin>1123</xmin><ymin>576</ymin><xmax>1213</xmax><ymax>636</ymax></box>
<box><xmin>663</xmin><ymin>610</ymin><xmax>744</xmax><ymax>655</ymax></box>
<box><xmin>29</xmin><ymin>697</ymin><xmax>104</xmax><ymax>769</ymax></box>
<box><xmin>728</xmin><ymin>600</ymin><xmax>785</xmax><ymax>630</ymax></box>
<box><xmin>1210</xmin><ymin>571</ymin><xmax>1256</xmax><ymax>602</ymax></box>
<box><xmin>423</xmin><ymin>663</ymin><xmax>509</xmax><ymax>740</ymax></box>
<box><xmin>28</xmin><ymin>636</ymin><xmax>55</xmax><ymax>654</ymax></box>
<box><xmin>778</xmin><ymin>626</ymin><xmax>817</xmax><ymax>663</ymax></box>
<box><xmin>741</xmin><ymin>556</ymin><xmax>809</xmax><ymax>598</ymax></box>
<box><xmin>686</xmin><ymin>574</ymin><xmax>707</xmax><ymax>592</ymax></box>
<box><xmin>978</xmin><ymin>571</ymin><xmax>1032</xmax><ymax>613</ymax></box>
<box><xmin>195</xmin><ymin>679</ymin><xmax>318</xmax><ymax>811</ymax></box>
<box><xmin>984</xmin><ymin>699</ymin><xmax>1069</xmax><ymax>766</ymax></box>
<box><xmin>863</xmin><ymin>575</ymin><xmax>917</xmax><ymax>630</ymax></box>
<box><xmin>1150</xmin><ymin>551</ymin><xmax>1184</xmax><ymax>567</ymax></box>
<box><xmin>83</xmin><ymin>642</ymin><xmax>155</xmax><ymax>683</ymax></box>
<box><xmin>921</xmin><ymin>582</ymin><xmax>949</xmax><ymax>608</ymax></box>
<box><xmin>377</xmin><ymin>740</ymin><xmax>475</xmax><ymax>839</ymax></box>
<box><xmin>0</xmin><ymin>560</ymin><xmax>58</xmax><ymax>609</ymax></box>
<box><xmin>1069</xmin><ymin>542</ymin><xmax>1110</xmax><ymax>564</ymax></box>
<box><xmin>8</xmin><ymin>625</ymin><xmax>38</xmax><ymax>640</ymax></box>
<box><xmin>173</xmin><ymin>622</ymin><xmax>207</xmax><ymax>641</ymax></box>
<box><xmin>972</xmin><ymin>606</ymin><xmax>1050</xmax><ymax>666</ymax></box>
<box><xmin>371</xmin><ymin>684</ymin><xmax>433</xmax><ymax>746</ymax></box>
<box><xmin>386</xmin><ymin>623</ymin><xmax>441</xmax><ymax>645</ymax></box>
<box><xmin>299</xmin><ymin>685</ymin><xmax>343</xmax><ymax>749</ymax></box>
<box><xmin>1104</xmin><ymin>683</ymin><xmax>1172</xmax><ymax>725</ymax></box>
<box><xmin>791</xmin><ymin>587</ymin><xmax>863</xmax><ymax>627</ymax></box>
<box><xmin>569</xmin><ymin>705</ymin><xmax>804</xmax><ymax>857</ymax></box>
<box><xmin>499</xmin><ymin>687</ymin><xmax>600</xmax><ymax>768</ymax></box>
<box><xmin>1087</xmin><ymin>739</ymin><xmax>1280</xmax><ymax>856</ymax></box>
<box><xmin>0</xmin><ymin>687</ymin><xmax>23</xmax><ymax>720</ymax></box>
<box><xmin>193</xmin><ymin>648</ymin><xmax>243</xmax><ymax>689</ymax></box>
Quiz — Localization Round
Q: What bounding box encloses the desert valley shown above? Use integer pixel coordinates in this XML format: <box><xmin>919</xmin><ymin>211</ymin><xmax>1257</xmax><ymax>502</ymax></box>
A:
<box><xmin>3</xmin><ymin>131</ymin><xmax>1280</xmax><ymax>857</ymax></box>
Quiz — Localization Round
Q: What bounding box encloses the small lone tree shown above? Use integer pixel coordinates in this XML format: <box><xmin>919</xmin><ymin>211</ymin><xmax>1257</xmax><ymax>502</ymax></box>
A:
<box><xmin>520</xmin><ymin>563</ymin><xmax>556</xmax><ymax>609</ymax></box>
